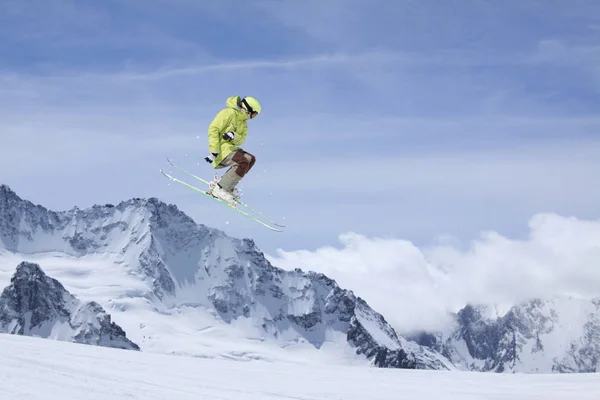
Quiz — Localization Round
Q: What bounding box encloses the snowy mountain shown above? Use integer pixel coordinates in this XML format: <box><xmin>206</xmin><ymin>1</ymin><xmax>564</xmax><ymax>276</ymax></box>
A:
<box><xmin>0</xmin><ymin>261</ymin><xmax>139</xmax><ymax>350</ymax></box>
<box><xmin>411</xmin><ymin>297</ymin><xmax>600</xmax><ymax>373</ymax></box>
<box><xmin>0</xmin><ymin>184</ymin><xmax>451</xmax><ymax>370</ymax></box>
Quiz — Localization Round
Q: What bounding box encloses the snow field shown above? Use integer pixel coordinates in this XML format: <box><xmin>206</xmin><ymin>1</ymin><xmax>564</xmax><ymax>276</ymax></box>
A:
<box><xmin>2</xmin><ymin>333</ymin><xmax>599</xmax><ymax>400</ymax></box>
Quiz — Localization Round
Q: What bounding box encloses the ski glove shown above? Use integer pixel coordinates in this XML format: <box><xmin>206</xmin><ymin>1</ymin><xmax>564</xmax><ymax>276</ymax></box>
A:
<box><xmin>222</xmin><ymin>131</ymin><xmax>235</xmax><ymax>141</ymax></box>
<box><xmin>205</xmin><ymin>152</ymin><xmax>219</xmax><ymax>163</ymax></box>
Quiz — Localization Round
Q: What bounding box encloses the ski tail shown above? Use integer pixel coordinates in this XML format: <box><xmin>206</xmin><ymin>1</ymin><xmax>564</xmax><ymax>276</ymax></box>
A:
<box><xmin>166</xmin><ymin>158</ymin><xmax>211</xmax><ymax>186</ymax></box>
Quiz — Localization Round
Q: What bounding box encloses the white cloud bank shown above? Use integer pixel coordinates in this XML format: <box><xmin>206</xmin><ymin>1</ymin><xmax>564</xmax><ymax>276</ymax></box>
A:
<box><xmin>267</xmin><ymin>213</ymin><xmax>600</xmax><ymax>334</ymax></box>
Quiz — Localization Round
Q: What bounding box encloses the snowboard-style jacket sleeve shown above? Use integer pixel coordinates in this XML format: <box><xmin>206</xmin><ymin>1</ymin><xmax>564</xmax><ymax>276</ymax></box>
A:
<box><xmin>207</xmin><ymin>109</ymin><xmax>234</xmax><ymax>154</ymax></box>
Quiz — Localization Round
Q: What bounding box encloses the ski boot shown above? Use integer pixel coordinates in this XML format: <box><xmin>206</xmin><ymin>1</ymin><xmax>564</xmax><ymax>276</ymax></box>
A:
<box><xmin>208</xmin><ymin>182</ymin><xmax>236</xmax><ymax>207</ymax></box>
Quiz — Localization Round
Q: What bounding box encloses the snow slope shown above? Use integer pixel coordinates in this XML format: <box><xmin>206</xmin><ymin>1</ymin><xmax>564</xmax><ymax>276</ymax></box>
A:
<box><xmin>2</xmin><ymin>333</ymin><xmax>599</xmax><ymax>400</ymax></box>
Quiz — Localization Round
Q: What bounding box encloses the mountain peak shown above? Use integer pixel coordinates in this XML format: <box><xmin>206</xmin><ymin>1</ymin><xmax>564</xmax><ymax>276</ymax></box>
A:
<box><xmin>0</xmin><ymin>262</ymin><xmax>140</xmax><ymax>350</ymax></box>
<box><xmin>8</xmin><ymin>261</ymin><xmax>67</xmax><ymax>308</ymax></box>
<box><xmin>414</xmin><ymin>297</ymin><xmax>600</xmax><ymax>373</ymax></box>
<box><xmin>0</xmin><ymin>186</ymin><xmax>452</xmax><ymax>369</ymax></box>
<box><xmin>0</xmin><ymin>184</ymin><xmax>23</xmax><ymax>205</ymax></box>
<box><xmin>14</xmin><ymin>261</ymin><xmax>45</xmax><ymax>278</ymax></box>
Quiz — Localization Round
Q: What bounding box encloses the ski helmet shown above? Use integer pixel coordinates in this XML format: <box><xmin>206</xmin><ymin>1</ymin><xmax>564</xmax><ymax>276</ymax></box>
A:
<box><xmin>241</xmin><ymin>96</ymin><xmax>261</xmax><ymax>116</ymax></box>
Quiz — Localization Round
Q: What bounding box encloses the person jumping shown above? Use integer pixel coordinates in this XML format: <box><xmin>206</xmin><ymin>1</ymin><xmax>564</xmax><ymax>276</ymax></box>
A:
<box><xmin>204</xmin><ymin>95</ymin><xmax>261</xmax><ymax>206</ymax></box>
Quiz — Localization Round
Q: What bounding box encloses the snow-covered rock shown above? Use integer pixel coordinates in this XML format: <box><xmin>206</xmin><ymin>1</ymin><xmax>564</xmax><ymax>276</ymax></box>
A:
<box><xmin>0</xmin><ymin>261</ymin><xmax>139</xmax><ymax>350</ymax></box>
<box><xmin>412</xmin><ymin>298</ymin><xmax>600</xmax><ymax>373</ymax></box>
<box><xmin>0</xmin><ymin>184</ymin><xmax>451</xmax><ymax>369</ymax></box>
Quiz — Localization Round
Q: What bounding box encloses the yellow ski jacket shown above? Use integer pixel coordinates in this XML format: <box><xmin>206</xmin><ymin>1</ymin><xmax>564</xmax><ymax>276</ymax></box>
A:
<box><xmin>207</xmin><ymin>96</ymin><xmax>250</xmax><ymax>168</ymax></box>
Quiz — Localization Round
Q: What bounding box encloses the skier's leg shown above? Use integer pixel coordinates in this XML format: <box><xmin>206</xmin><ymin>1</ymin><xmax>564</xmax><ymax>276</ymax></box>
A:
<box><xmin>245</xmin><ymin>151</ymin><xmax>256</xmax><ymax>172</ymax></box>
<box><xmin>218</xmin><ymin>151</ymin><xmax>254</xmax><ymax>191</ymax></box>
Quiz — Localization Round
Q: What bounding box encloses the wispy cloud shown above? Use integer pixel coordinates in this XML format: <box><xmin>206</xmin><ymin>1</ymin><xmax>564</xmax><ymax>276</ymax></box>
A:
<box><xmin>267</xmin><ymin>213</ymin><xmax>600</xmax><ymax>333</ymax></box>
<box><xmin>9</xmin><ymin>42</ymin><xmax>599</xmax><ymax>81</ymax></box>
<box><xmin>1</xmin><ymin>0</ymin><xmax>599</xmax><ymax>256</ymax></box>
<box><xmin>260</xmin><ymin>0</ymin><xmax>600</xmax><ymax>50</ymax></box>
<box><xmin>107</xmin><ymin>54</ymin><xmax>359</xmax><ymax>82</ymax></box>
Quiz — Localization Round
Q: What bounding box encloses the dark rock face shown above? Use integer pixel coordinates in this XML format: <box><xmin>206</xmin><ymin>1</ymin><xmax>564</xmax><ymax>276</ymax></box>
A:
<box><xmin>0</xmin><ymin>262</ymin><xmax>139</xmax><ymax>351</ymax></box>
<box><xmin>0</xmin><ymin>262</ymin><xmax>71</xmax><ymax>332</ymax></box>
<box><xmin>348</xmin><ymin>316</ymin><xmax>416</xmax><ymax>369</ymax></box>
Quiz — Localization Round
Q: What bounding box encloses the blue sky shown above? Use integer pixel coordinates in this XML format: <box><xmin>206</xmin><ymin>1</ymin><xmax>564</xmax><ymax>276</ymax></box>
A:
<box><xmin>1</xmin><ymin>0</ymin><xmax>599</xmax><ymax>257</ymax></box>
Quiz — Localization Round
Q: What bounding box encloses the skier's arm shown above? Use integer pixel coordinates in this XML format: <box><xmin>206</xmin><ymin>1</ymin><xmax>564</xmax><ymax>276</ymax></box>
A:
<box><xmin>207</xmin><ymin>109</ymin><xmax>233</xmax><ymax>154</ymax></box>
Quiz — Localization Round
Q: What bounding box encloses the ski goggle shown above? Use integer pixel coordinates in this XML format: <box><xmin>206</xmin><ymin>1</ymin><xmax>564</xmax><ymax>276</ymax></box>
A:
<box><xmin>241</xmin><ymin>98</ymin><xmax>258</xmax><ymax>118</ymax></box>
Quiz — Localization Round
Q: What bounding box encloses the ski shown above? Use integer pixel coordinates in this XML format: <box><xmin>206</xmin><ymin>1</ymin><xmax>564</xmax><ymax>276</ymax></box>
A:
<box><xmin>159</xmin><ymin>169</ymin><xmax>284</xmax><ymax>232</ymax></box>
<box><xmin>165</xmin><ymin>158</ymin><xmax>285</xmax><ymax>228</ymax></box>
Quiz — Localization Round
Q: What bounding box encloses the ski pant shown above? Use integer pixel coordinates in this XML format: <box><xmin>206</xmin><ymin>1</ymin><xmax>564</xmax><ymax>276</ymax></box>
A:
<box><xmin>216</xmin><ymin>150</ymin><xmax>256</xmax><ymax>191</ymax></box>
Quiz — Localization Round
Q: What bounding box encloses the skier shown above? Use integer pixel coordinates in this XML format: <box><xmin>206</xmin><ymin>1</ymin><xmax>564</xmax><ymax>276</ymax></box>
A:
<box><xmin>204</xmin><ymin>95</ymin><xmax>261</xmax><ymax>206</ymax></box>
